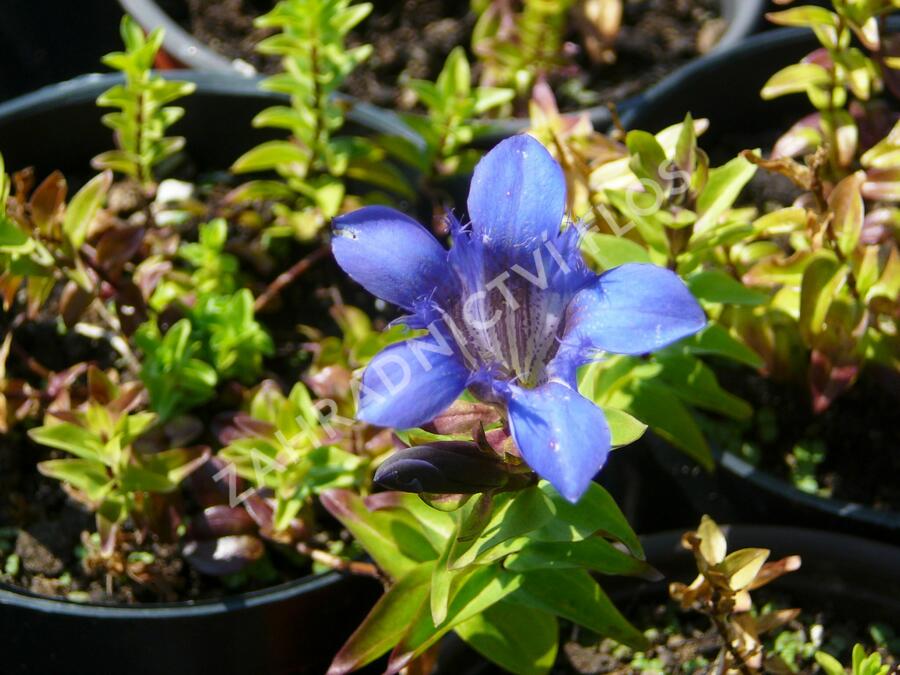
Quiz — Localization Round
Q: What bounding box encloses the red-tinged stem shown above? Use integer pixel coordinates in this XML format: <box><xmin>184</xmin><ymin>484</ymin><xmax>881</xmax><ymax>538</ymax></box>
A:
<box><xmin>254</xmin><ymin>245</ymin><xmax>329</xmax><ymax>313</ymax></box>
<box><xmin>295</xmin><ymin>541</ymin><xmax>387</xmax><ymax>585</ymax></box>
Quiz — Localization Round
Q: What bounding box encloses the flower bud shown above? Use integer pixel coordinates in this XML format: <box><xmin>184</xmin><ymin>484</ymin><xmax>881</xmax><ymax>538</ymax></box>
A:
<box><xmin>374</xmin><ymin>442</ymin><xmax>513</xmax><ymax>494</ymax></box>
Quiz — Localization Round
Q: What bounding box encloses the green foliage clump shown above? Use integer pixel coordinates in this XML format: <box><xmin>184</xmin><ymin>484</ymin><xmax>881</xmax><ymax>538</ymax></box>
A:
<box><xmin>387</xmin><ymin>47</ymin><xmax>514</xmax><ymax>180</ymax></box>
<box><xmin>724</xmin><ymin>1</ymin><xmax>900</xmax><ymax>410</ymax></box>
<box><xmin>220</xmin><ymin>381</ymin><xmax>364</xmax><ymax>538</ymax></box>
<box><xmin>94</xmin><ymin>16</ymin><xmax>196</xmax><ymax>186</ymax></box>
<box><xmin>135</xmin><ymin>319</ymin><xmax>219</xmax><ymax>421</ymax></box>
<box><xmin>472</xmin><ymin>0</ymin><xmax>577</xmax><ymax>97</ymax></box>
<box><xmin>324</xmin><ymin>480</ymin><xmax>653</xmax><ymax>675</ymax></box>
<box><xmin>136</xmin><ymin>288</ymin><xmax>273</xmax><ymax>420</ymax></box>
<box><xmin>549</xmin><ymin>115</ymin><xmax>763</xmax><ymax>468</ymax></box>
<box><xmin>816</xmin><ymin>644</ymin><xmax>892</xmax><ymax>675</ymax></box>
<box><xmin>28</xmin><ymin>368</ymin><xmax>209</xmax><ymax>552</ymax></box>
<box><xmin>231</xmin><ymin>0</ymin><xmax>410</xmax><ymax>240</ymax></box>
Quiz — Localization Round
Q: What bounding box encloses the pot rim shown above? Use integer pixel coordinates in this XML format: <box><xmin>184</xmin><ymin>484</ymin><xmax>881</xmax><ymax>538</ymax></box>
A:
<box><xmin>625</xmin><ymin>525</ymin><xmax>900</xmax><ymax>621</ymax></box>
<box><xmin>0</xmin><ymin>70</ymin><xmax>418</xmax><ymax>144</ymax></box>
<box><xmin>640</xmin><ymin>523</ymin><xmax>900</xmax><ymax>574</ymax></box>
<box><xmin>0</xmin><ymin>569</ymin><xmax>351</xmax><ymax>618</ymax></box>
<box><xmin>621</xmin><ymin>25</ymin><xmax>814</xmax><ymax>130</ymax></box>
<box><xmin>717</xmin><ymin>448</ymin><xmax>900</xmax><ymax>532</ymax></box>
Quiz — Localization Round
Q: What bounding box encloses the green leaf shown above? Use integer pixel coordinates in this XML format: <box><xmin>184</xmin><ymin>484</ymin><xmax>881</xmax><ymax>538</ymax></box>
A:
<box><xmin>674</xmin><ymin>112</ymin><xmax>697</xmax><ymax>174</ymax></box>
<box><xmin>687</xmin><ymin>269</ymin><xmax>768</xmax><ymax>306</ymax></box>
<box><xmin>430</xmin><ymin>523</ymin><xmax>458</xmax><ymax>625</ymax></box>
<box><xmin>814</xmin><ymin>651</ymin><xmax>845</xmax><ymax>675</ymax></box>
<box><xmin>766</xmin><ymin>6</ymin><xmax>838</xmax><ymax>28</ymax></box>
<box><xmin>449</xmin><ymin>487</ymin><xmax>556</xmax><ymax>569</ymax></box>
<box><xmin>365</xmin><ymin>492</ymin><xmax>456</xmax><ymax>550</ymax></box>
<box><xmin>752</xmin><ymin>206</ymin><xmax>808</xmax><ymax>236</ymax></box>
<box><xmin>626</xmin><ymin>130</ymin><xmax>667</xmax><ymax>186</ymax></box>
<box><xmin>680</xmin><ymin>324</ymin><xmax>764</xmax><ymax>369</ymax></box>
<box><xmin>455</xmin><ymin>601</ymin><xmax>558</xmax><ymax>675</ymax></box>
<box><xmin>829</xmin><ymin>171</ymin><xmax>865</xmax><ymax>257</ymax></box>
<box><xmin>655</xmin><ymin>352</ymin><xmax>752</xmax><ymax>420</ymax></box>
<box><xmin>37</xmin><ymin>459</ymin><xmax>112</xmax><ymax>501</ymax></box>
<box><xmin>603</xmin><ymin>407</ymin><xmax>647</xmax><ymax>448</ymax></box>
<box><xmin>28</xmin><ymin>422</ymin><xmax>105</xmax><ymax>462</ymax></box>
<box><xmin>328</xmin><ymin>562</ymin><xmax>433</xmax><ymax>675</ymax></box>
<box><xmin>694</xmin><ymin>154</ymin><xmax>756</xmax><ymax>235</ymax></box>
<box><xmin>512</xmin><ymin>569</ymin><xmax>647</xmax><ymax>650</ymax></box>
<box><xmin>799</xmin><ymin>253</ymin><xmax>847</xmax><ymax>341</ymax></box>
<box><xmin>534</xmin><ymin>482</ymin><xmax>642</xmax><ymax>558</ymax></box>
<box><xmin>473</xmin><ymin>87</ymin><xmax>515</xmax><ymax>115</ymax></box>
<box><xmin>119</xmin><ymin>465</ymin><xmax>178</xmax><ymax>493</ymax></box>
<box><xmin>611</xmin><ymin>380</ymin><xmax>713</xmax><ymax>470</ymax></box>
<box><xmin>389</xmin><ymin>565</ymin><xmax>523</xmax><ymax>671</ymax></box>
<box><xmin>141</xmin><ymin>446</ymin><xmax>210</xmax><ymax>487</ymax></box>
<box><xmin>581</xmin><ymin>232</ymin><xmax>652</xmax><ymax>269</ymax></box>
<box><xmin>505</xmin><ymin>536</ymin><xmax>658</xmax><ymax>579</ymax></box>
<box><xmin>761</xmin><ymin>63</ymin><xmax>831</xmax><ymax>99</ymax></box>
<box><xmin>63</xmin><ymin>171</ymin><xmax>112</xmax><ymax>248</ymax></box>
<box><xmin>321</xmin><ymin>489</ymin><xmax>437</xmax><ymax>579</ymax></box>
<box><xmin>231</xmin><ymin>141</ymin><xmax>311</xmax><ymax>174</ymax></box>
<box><xmin>0</xmin><ymin>215</ymin><xmax>32</xmax><ymax>253</ymax></box>
<box><xmin>605</xmin><ymin>189</ymin><xmax>670</xmax><ymax>261</ymax></box>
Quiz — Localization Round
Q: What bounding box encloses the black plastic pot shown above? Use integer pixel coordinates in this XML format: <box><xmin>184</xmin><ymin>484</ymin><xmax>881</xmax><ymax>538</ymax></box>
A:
<box><xmin>0</xmin><ymin>71</ymin><xmax>413</xmax><ymax>675</ymax></box>
<box><xmin>117</xmin><ymin>0</ymin><xmax>767</xmax><ymax>139</ymax></box>
<box><xmin>646</xmin><ymin>438</ymin><xmax>900</xmax><ymax>546</ymax></box>
<box><xmin>617</xmin><ymin>525</ymin><xmax>900</xmax><ymax>627</ymax></box>
<box><xmin>617</xmin><ymin>26</ymin><xmax>900</xmax><ymax>544</ymax></box>
<box><xmin>0</xmin><ymin>573</ymin><xmax>382</xmax><ymax>675</ymax></box>
<box><xmin>621</xmin><ymin>26</ymin><xmax>818</xmax><ymax>143</ymax></box>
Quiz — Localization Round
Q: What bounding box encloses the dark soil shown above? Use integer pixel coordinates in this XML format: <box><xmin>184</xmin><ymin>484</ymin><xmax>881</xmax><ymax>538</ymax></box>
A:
<box><xmin>712</xmin><ymin>366</ymin><xmax>900</xmax><ymax>513</ymax></box>
<box><xmin>173</xmin><ymin>0</ymin><xmax>723</xmax><ymax>113</ymax></box>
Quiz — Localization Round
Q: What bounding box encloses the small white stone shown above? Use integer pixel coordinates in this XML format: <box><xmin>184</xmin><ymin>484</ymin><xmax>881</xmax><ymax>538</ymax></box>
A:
<box><xmin>155</xmin><ymin>179</ymin><xmax>194</xmax><ymax>205</ymax></box>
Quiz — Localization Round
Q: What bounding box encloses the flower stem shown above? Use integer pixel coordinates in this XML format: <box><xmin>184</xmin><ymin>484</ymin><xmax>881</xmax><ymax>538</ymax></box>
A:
<box><xmin>254</xmin><ymin>245</ymin><xmax>329</xmax><ymax>313</ymax></box>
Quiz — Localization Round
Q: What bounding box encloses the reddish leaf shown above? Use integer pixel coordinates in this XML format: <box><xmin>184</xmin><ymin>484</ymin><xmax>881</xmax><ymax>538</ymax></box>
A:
<box><xmin>810</xmin><ymin>349</ymin><xmax>860</xmax><ymax>413</ymax></box>
<box><xmin>95</xmin><ymin>225</ymin><xmax>145</xmax><ymax>277</ymax></box>
<box><xmin>59</xmin><ymin>281</ymin><xmax>94</xmax><ymax>329</ymax></box>
<box><xmin>29</xmin><ymin>170</ymin><xmax>67</xmax><ymax>235</ymax></box>
<box><xmin>113</xmin><ymin>280</ymin><xmax>148</xmax><ymax>336</ymax></box>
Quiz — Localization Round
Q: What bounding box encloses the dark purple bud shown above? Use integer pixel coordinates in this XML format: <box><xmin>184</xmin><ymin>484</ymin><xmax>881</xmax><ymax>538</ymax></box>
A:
<box><xmin>373</xmin><ymin>442</ymin><xmax>513</xmax><ymax>494</ymax></box>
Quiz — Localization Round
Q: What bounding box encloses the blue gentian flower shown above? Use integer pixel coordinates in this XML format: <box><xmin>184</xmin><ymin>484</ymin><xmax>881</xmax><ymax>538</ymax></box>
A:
<box><xmin>332</xmin><ymin>135</ymin><xmax>705</xmax><ymax>502</ymax></box>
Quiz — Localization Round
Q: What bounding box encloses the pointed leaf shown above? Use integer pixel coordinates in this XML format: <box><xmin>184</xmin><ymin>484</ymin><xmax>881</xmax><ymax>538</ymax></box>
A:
<box><xmin>534</xmin><ymin>482</ymin><xmax>642</xmax><ymax>558</ymax></box>
<box><xmin>455</xmin><ymin>601</ymin><xmax>558</xmax><ymax>675</ymax></box>
<box><xmin>328</xmin><ymin>563</ymin><xmax>433</xmax><ymax>675</ymax></box>
<box><xmin>63</xmin><ymin>171</ymin><xmax>112</xmax><ymax>248</ymax></box>
<box><xmin>512</xmin><ymin>569</ymin><xmax>647</xmax><ymax>650</ymax></box>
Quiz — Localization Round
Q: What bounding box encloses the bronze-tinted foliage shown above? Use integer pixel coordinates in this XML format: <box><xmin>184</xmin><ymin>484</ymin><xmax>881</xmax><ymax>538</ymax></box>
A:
<box><xmin>671</xmin><ymin>516</ymin><xmax>802</xmax><ymax>674</ymax></box>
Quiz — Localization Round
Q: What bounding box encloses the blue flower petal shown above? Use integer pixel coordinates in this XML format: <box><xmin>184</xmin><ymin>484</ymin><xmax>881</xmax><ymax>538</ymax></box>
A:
<box><xmin>467</xmin><ymin>135</ymin><xmax>566</xmax><ymax>260</ymax></box>
<box><xmin>561</xmin><ymin>263</ymin><xmax>706</xmax><ymax>357</ymax></box>
<box><xmin>332</xmin><ymin>206</ymin><xmax>448</xmax><ymax>311</ymax></box>
<box><xmin>358</xmin><ymin>334</ymin><xmax>469</xmax><ymax>429</ymax></box>
<box><xmin>507</xmin><ymin>381</ymin><xmax>611</xmax><ymax>502</ymax></box>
